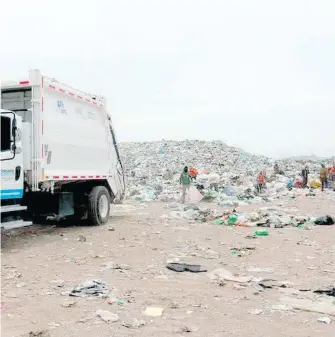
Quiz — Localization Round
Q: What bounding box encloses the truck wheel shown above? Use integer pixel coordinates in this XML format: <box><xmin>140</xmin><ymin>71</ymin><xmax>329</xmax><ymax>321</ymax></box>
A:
<box><xmin>87</xmin><ymin>186</ymin><xmax>111</xmax><ymax>226</ymax></box>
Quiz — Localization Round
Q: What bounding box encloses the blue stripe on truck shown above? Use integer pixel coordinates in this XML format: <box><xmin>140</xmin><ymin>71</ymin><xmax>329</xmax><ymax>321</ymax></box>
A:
<box><xmin>0</xmin><ymin>189</ymin><xmax>24</xmax><ymax>200</ymax></box>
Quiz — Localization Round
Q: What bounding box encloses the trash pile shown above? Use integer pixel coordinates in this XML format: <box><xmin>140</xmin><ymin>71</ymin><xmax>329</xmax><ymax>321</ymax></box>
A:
<box><xmin>210</xmin><ymin>206</ymin><xmax>334</xmax><ymax>228</ymax></box>
<box><xmin>119</xmin><ymin>140</ymin><xmax>333</xmax><ymax>202</ymax></box>
<box><xmin>119</xmin><ymin>140</ymin><xmax>269</xmax><ymax>202</ymax></box>
<box><xmin>164</xmin><ymin>203</ymin><xmax>334</xmax><ymax>228</ymax></box>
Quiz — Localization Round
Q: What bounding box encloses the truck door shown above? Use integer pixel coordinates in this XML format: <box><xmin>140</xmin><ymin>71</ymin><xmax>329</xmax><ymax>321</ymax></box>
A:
<box><xmin>1</xmin><ymin>111</ymin><xmax>24</xmax><ymax>200</ymax></box>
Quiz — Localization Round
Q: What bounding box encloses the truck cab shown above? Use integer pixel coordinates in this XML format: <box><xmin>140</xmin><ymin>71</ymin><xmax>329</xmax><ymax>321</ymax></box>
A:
<box><xmin>1</xmin><ymin>109</ymin><xmax>30</xmax><ymax>229</ymax></box>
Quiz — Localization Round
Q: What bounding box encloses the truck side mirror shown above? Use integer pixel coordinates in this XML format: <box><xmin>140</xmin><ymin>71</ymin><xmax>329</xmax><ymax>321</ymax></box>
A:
<box><xmin>12</xmin><ymin>117</ymin><xmax>17</xmax><ymax>139</ymax></box>
<box><xmin>11</xmin><ymin>117</ymin><xmax>17</xmax><ymax>154</ymax></box>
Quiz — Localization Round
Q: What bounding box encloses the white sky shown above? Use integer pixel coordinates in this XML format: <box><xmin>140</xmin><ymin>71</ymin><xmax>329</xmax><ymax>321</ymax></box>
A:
<box><xmin>1</xmin><ymin>0</ymin><xmax>335</xmax><ymax>158</ymax></box>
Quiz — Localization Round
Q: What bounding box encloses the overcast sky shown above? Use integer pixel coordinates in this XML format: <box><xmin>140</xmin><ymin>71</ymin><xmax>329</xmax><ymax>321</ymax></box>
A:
<box><xmin>1</xmin><ymin>0</ymin><xmax>335</xmax><ymax>158</ymax></box>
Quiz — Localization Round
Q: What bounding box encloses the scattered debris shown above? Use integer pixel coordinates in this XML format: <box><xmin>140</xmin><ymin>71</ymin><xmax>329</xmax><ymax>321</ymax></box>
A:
<box><xmin>61</xmin><ymin>300</ymin><xmax>76</xmax><ymax>308</ymax></box>
<box><xmin>258</xmin><ymin>279</ymin><xmax>293</xmax><ymax>289</ymax></box>
<box><xmin>107</xmin><ymin>296</ymin><xmax>125</xmax><ymax>305</ymax></box>
<box><xmin>166</xmin><ymin>263</ymin><xmax>207</xmax><ymax>273</ymax></box>
<box><xmin>208</xmin><ymin>268</ymin><xmax>253</xmax><ymax>284</ymax></box>
<box><xmin>248</xmin><ymin>308</ymin><xmax>263</xmax><ymax>315</ymax></box>
<box><xmin>100</xmin><ymin>262</ymin><xmax>130</xmax><ymax>271</ymax></box>
<box><xmin>96</xmin><ymin>310</ymin><xmax>119</xmax><ymax>323</ymax></box>
<box><xmin>169</xmin><ymin>301</ymin><xmax>181</xmax><ymax>309</ymax></box>
<box><xmin>4</xmin><ymin>140</ymin><xmax>335</xmax><ymax>336</ymax></box>
<box><xmin>69</xmin><ymin>280</ymin><xmax>108</xmax><ymax>297</ymax></box>
<box><xmin>122</xmin><ymin>318</ymin><xmax>146</xmax><ymax>329</ymax></box>
<box><xmin>271</xmin><ymin>304</ymin><xmax>291</xmax><ymax>311</ymax></box>
<box><xmin>78</xmin><ymin>235</ymin><xmax>87</xmax><ymax>242</ymax></box>
<box><xmin>314</xmin><ymin>287</ymin><xmax>335</xmax><ymax>297</ymax></box>
<box><xmin>175</xmin><ymin>324</ymin><xmax>199</xmax><ymax>333</ymax></box>
<box><xmin>297</xmin><ymin>239</ymin><xmax>319</xmax><ymax>247</ymax></box>
<box><xmin>144</xmin><ymin>306</ymin><xmax>164</xmax><ymax>317</ymax></box>
<box><xmin>314</xmin><ymin>216</ymin><xmax>334</xmax><ymax>225</ymax></box>
<box><xmin>279</xmin><ymin>296</ymin><xmax>335</xmax><ymax>316</ymax></box>
<box><xmin>253</xmin><ymin>229</ymin><xmax>269</xmax><ymax>237</ymax></box>
<box><xmin>231</xmin><ymin>246</ymin><xmax>256</xmax><ymax>256</ymax></box>
<box><xmin>317</xmin><ymin>317</ymin><xmax>332</xmax><ymax>324</ymax></box>
<box><xmin>24</xmin><ymin>331</ymin><xmax>51</xmax><ymax>337</ymax></box>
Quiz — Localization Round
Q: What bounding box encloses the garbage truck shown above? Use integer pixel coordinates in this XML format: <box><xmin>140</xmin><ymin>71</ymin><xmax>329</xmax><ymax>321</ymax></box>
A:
<box><xmin>1</xmin><ymin>69</ymin><xmax>125</xmax><ymax>230</ymax></box>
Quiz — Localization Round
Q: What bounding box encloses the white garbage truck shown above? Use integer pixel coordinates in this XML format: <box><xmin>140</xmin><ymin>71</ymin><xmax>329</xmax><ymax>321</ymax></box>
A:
<box><xmin>1</xmin><ymin>69</ymin><xmax>125</xmax><ymax>230</ymax></box>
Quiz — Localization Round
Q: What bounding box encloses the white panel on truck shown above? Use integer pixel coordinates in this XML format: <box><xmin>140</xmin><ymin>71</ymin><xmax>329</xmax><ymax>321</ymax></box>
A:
<box><xmin>42</xmin><ymin>86</ymin><xmax>111</xmax><ymax>179</ymax></box>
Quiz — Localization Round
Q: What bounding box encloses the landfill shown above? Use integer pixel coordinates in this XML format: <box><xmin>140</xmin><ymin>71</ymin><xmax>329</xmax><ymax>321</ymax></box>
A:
<box><xmin>2</xmin><ymin>140</ymin><xmax>335</xmax><ymax>337</ymax></box>
<box><xmin>119</xmin><ymin>140</ymin><xmax>334</xmax><ymax>204</ymax></box>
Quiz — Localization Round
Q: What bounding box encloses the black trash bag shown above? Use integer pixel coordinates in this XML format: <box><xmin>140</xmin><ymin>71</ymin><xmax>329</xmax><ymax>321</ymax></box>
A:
<box><xmin>313</xmin><ymin>287</ymin><xmax>335</xmax><ymax>297</ymax></box>
<box><xmin>195</xmin><ymin>184</ymin><xmax>204</xmax><ymax>191</ymax></box>
<box><xmin>314</xmin><ymin>215</ymin><xmax>335</xmax><ymax>225</ymax></box>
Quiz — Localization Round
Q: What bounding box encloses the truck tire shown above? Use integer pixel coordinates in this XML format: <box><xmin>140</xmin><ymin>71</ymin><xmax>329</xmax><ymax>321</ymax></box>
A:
<box><xmin>87</xmin><ymin>186</ymin><xmax>111</xmax><ymax>226</ymax></box>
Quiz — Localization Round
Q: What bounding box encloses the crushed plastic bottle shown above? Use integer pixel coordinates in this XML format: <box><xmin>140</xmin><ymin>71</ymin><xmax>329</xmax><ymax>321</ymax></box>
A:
<box><xmin>253</xmin><ymin>229</ymin><xmax>269</xmax><ymax>236</ymax></box>
<box><xmin>108</xmin><ymin>296</ymin><xmax>125</xmax><ymax>305</ymax></box>
<box><xmin>231</xmin><ymin>249</ymin><xmax>240</xmax><ymax>255</ymax></box>
<box><xmin>227</xmin><ymin>215</ymin><xmax>238</xmax><ymax>225</ymax></box>
<box><xmin>212</xmin><ymin>218</ymin><xmax>224</xmax><ymax>225</ymax></box>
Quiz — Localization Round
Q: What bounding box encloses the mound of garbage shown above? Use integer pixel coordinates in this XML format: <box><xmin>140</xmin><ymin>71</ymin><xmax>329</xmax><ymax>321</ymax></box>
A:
<box><xmin>119</xmin><ymin>140</ymin><xmax>333</xmax><ymax>203</ymax></box>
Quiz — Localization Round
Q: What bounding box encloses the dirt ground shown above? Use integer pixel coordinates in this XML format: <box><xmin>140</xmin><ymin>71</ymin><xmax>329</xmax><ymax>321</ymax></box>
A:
<box><xmin>1</xmin><ymin>192</ymin><xmax>335</xmax><ymax>337</ymax></box>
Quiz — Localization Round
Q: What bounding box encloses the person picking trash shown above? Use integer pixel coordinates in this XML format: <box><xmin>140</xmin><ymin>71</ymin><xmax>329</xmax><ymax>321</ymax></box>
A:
<box><xmin>256</xmin><ymin>171</ymin><xmax>265</xmax><ymax>194</ymax></box>
<box><xmin>320</xmin><ymin>164</ymin><xmax>328</xmax><ymax>191</ymax></box>
<box><xmin>180</xmin><ymin>166</ymin><xmax>192</xmax><ymax>203</ymax></box>
<box><xmin>302</xmin><ymin>165</ymin><xmax>309</xmax><ymax>187</ymax></box>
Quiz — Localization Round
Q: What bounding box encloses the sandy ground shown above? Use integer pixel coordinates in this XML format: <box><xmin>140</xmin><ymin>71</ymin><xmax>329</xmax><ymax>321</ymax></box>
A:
<box><xmin>1</xmin><ymin>191</ymin><xmax>335</xmax><ymax>337</ymax></box>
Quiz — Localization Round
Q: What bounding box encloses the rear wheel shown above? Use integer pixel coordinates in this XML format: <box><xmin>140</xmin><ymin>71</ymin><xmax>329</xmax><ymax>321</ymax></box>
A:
<box><xmin>87</xmin><ymin>186</ymin><xmax>111</xmax><ymax>226</ymax></box>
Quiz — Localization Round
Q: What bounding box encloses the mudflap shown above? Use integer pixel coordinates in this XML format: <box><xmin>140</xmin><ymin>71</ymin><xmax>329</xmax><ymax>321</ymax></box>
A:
<box><xmin>58</xmin><ymin>193</ymin><xmax>74</xmax><ymax>219</ymax></box>
<box><xmin>26</xmin><ymin>191</ymin><xmax>74</xmax><ymax>221</ymax></box>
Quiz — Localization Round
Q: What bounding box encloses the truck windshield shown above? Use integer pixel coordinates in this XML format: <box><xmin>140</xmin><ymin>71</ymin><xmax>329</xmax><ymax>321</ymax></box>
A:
<box><xmin>1</xmin><ymin>116</ymin><xmax>11</xmax><ymax>151</ymax></box>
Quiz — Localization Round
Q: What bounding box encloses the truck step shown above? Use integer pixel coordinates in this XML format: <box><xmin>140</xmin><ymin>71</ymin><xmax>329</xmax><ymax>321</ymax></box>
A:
<box><xmin>1</xmin><ymin>220</ymin><xmax>33</xmax><ymax>231</ymax></box>
<box><xmin>0</xmin><ymin>205</ymin><xmax>27</xmax><ymax>213</ymax></box>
